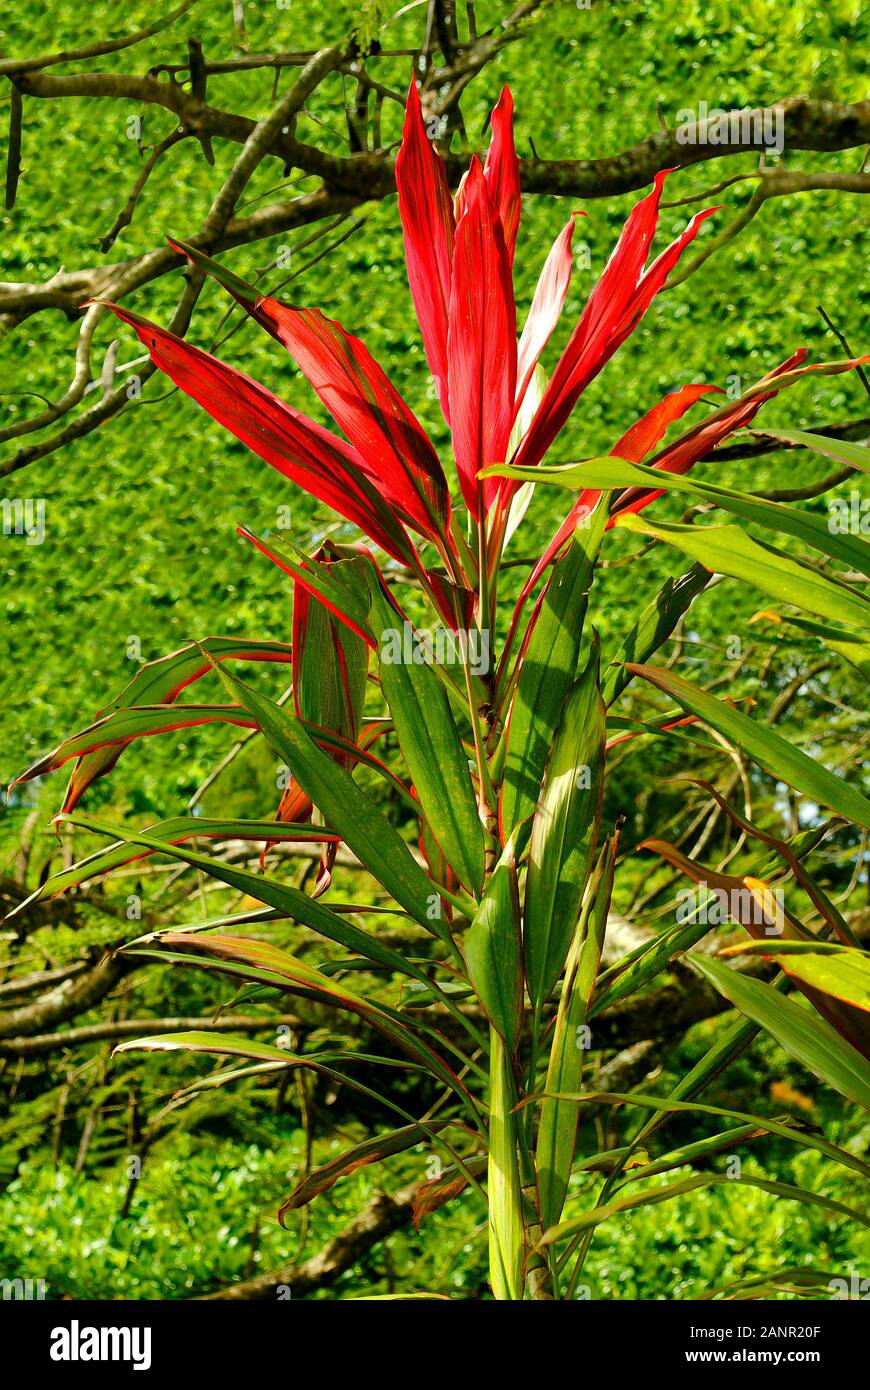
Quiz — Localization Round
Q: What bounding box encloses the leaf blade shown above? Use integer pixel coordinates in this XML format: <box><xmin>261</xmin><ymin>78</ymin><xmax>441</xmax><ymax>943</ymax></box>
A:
<box><xmin>369</xmin><ymin>582</ymin><xmax>485</xmax><ymax>895</ymax></box>
<box><xmin>626</xmin><ymin>663</ymin><xmax>870</xmax><ymax>831</ymax></box>
<box><xmin>692</xmin><ymin>954</ymin><xmax>870</xmax><ymax>1111</ymax></box>
<box><xmin>463</xmin><ymin>833</ymin><xmax>523</xmax><ymax>1050</ymax></box>
<box><xmin>524</xmin><ymin>641</ymin><xmax>606</xmax><ymax>1010</ymax></box>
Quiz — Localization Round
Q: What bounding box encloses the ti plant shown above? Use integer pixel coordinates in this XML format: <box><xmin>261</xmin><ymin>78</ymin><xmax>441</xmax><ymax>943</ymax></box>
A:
<box><xmin>12</xmin><ymin>83</ymin><xmax>870</xmax><ymax>1299</ymax></box>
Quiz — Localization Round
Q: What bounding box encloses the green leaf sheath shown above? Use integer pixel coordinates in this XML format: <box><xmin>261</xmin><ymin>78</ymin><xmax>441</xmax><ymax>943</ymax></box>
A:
<box><xmin>463</xmin><ymin>832</ymin><xmax>524</xmax><ymax>1051</ymax></box>
<box><xmin>500</xmin><ymin>509</ymin><xmax>605</xmax><ymax>841</ymax></box>
<box><xmin>524</xmin><ymin>641</ymin><xmax>606</xmax><ymax>1011</ymax></box>
<box><xmin>537</xmin><ymin>835</ymin><xmax>616</xmax><ymax>1230</ymax></box>
<box><xmin>369</xmin><ymin>581</ymin><xmax>486</xmax><ymax>896</ymax></box>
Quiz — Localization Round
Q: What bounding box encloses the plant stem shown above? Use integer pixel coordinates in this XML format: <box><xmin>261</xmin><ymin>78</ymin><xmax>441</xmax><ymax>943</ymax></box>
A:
<box><xmin>463</xmin><ymin>656</ymin><xmax>497</xmax><ymax>822</ymax></box>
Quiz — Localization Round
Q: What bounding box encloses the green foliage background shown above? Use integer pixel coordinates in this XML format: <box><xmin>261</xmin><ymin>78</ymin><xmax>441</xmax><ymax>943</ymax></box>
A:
<box><xmin>0</xmin><ymin>0</ymin><xmax>868</xmax><ymax>1299</ymax></box>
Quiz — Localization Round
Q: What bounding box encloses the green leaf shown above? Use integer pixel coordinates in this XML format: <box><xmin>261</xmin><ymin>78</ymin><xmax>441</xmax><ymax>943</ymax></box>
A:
<box><xmin>60</xmin><ymin>812</ymin><xmax>433</xmax><ymax>991</ymax></box>
<box><xmin>294</xmin><ymin>561</ymin><xmax>370</xmax><ymax>741</ymax></box>
<box><xmin>625</xmin><ymin>1123</ymin><xmax>817</xmax><ymax>1183</ymax></box>
<box><xmin>64</xmin><ymin>820</ymin><xmax>488</xmax><ymax>1061</ymax></box>
<box><xmin>752</xmin><ymin>427</ymin><xmax>870</xmax><ymax>476</ymax></box>
<box><xmin>463</xmin><ymin>833</ymin><xmax>523</xmax><ymax>1051</ymax></box>
<box><xmin>616</xmin><ymin>514</ymin><xmax>870</xmax><ymax>629</ymax></box>
<box><xmin>524</xmin><ymin>640</ymin><xmax>605</xmax><ymax>1010</ymax></box>
<box><xmin>368</xmin><ymin>582</ymin><xmax>485</xmax><ymax>896</ymax></box>
<box><xmin>238</xmin><ymin>529</ymin><xmax>375</xmax><ymax>641</ymax></box>
<box><xmin>593</xmin><ymin>823</ymin><xmax>827</xmax><ymax>1011</ymax></box>
<box><xmin>11</xmin><ymin>636</ymin><xmax>293</xmax><ymax>806</ymax></box>
<box><xmin>204</xmin><ymin>659</ymin><xmax>442</xmax><ymax>934</ymax></box>
<box><xmin>629</xmin><ymin>839</ymin><xmax>870</xmax><ymax>1058</ymax></box>
<box><xmin>543</xmin><ymin>1089</ymin><xmax>870</xmax><ymax>1183</ymax></box>
<box><xmin>500</xmin><ymin>506</ymin><xmax>605</xmax><ymax>840</ymax></box>
<box><xmin>756</xmin><ymin>611</ymin><xmax>870</xmax><ymax>684</ymax></box>
<box><xmin>125</xmin><ymin>929</ymin><xmax>475</xmax><ymax>1109</ymax></box>
<box><xmin>601</xmin><ymin>564</ymin><xmax>711</xmax><ymax>706</ymax></box>
<box><xmin>98</xmin><ymin>638</ymin><xmax>293</xmax><ymax>708</ymax></box>
<box><xmin>496</xmin><ymin>451</ymin><xmax>870</xmax><ymax>578</ymax></box>
<box><xmin>114</xmin><ymin>1030</ymin><xmax>301</xmax><ymax>1066</ymax></box>
<box><xmin>692</xmin><ymin>954</ymin><xmax>870</xmax><ymax>1110</ymax></box>
<box><xmin>487</xmin><ymin>1028</ymin><xmax>524</xmax><ymax>1300</ymax></box>
<box><xmin>537</xmin><ymin>834</ymin><xmax>616</xmax><ymax>1230</ymax></box>
<box><xmin>170</xmin><ymin>239</ymin><xmax>262</xmax><ymax>305</ymax></box>
<box><xmin>540</xmin><ymin>1171</ymin><xmax>870</xmax><ymax>1246</ymax></box>
<box><xmin>721</xmin><ymin>942</ymin><xmax>870</xmax><ymax>1015</ymax></box>
<box><xmin>278</xmin><ymin>1121</ymin><xmax>452</xmax><ymax>1221</ymax></box>
<box><xmin>592</xmin><ymin>909</ymin><xmax>736</xmax><ymax>1017</ymax></box>
<box><xmin>120</xmin><ymin>1034</ymin><xmax>467</xmax><ymax>1153</ymax></box>
<box><xmin>13</xmin><ymin>816</ymin><xmax>333</xmax><ymax>906</ymax></box>
<box><xmin>626</xmin><ymin>663</ymin><xmax>870</xmax><ymax>830</ymax></box>
<box><xmin>697</xmin><ymin>1268</ymin><xmax>836</xmax><ymax>1300</ymax></box>
<box><xmin>13</xmin><ymin>704</ymin><xmax>258</xmax><ymax>783</ymax></box>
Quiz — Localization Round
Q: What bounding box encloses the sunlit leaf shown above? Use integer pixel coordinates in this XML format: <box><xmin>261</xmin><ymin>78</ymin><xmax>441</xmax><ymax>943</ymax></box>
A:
<box><xmin>524</xmin><ymin>641</ymin><xmax>605</xmax><ymax>1010</ymax></box>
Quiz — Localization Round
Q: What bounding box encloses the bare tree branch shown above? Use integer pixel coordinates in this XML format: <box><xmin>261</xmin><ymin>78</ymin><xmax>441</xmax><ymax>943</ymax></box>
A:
<box><xmin>667</xmin><ymin>168</ymin><xmax>870</xmax><ymax>288</ymax></box>
<box><xmin>0</xmin><ymin>952</ymin><xmax>130</xmax><ymax>1039</ymax></box>
<box><xmin>199</xmin><ymin>1177</ymin><xmax>424</xmax><ymax>1300</ymax></box>
<box><xmin>0</xmin><ymin>0</ymin><xmax>205</xmax><ymax>77</ymax></box>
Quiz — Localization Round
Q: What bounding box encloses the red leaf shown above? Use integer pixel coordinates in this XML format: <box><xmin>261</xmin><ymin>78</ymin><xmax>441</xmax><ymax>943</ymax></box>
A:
<box><xmin>510</xmin><ymin>173</ymin><xmax>718</xmax><ymax>476</ymax></box>
<box><xmin>167</xmin><ymin>240</ymin><xmax>449</xmax><ymax>539</ymax></box>
<box><xmin>58</xmin><ymin>640</ymin><xmax>293</xmax><ymax>815</ymax></box>
<box><xmin>447</xmin><ymin>158</ymin><xmax>517</xmax><ymax>518</ymax></box>
<box><xmin>515</xmin><ymin>215</ymin><xmax>577</xmax><ymax>410</ymax></box>
<box><xmin>611</xmin><ymin>382</ymin><xmax>722</xmax><ymax>463</ymax></box>
<box><xmin>273</xmin><ymin>780</ymin><xmax>313</xmax><ymax>827</ymax></box>
<box><xmin>237</xmin><ymin>527</ymin><xmax>376</xmax><ymax>646</ymax></box>
<box><xmin>484</xmin><ymin>87</ymin><xmax>521</xmax><ymax>265</ymax></box>
<box><xmin>412</xmin><ymin>1169</ymin><xmax>475</xmax><ymax>1228</ymax></box>
<box><xmin>520</xmin><ymin>381</ymin><xmax>716</xmax><ymax>603</ymax></box>
<box><xmin>611</xmin><ymin>351</ymin><xmax>870</xmax><ymax>518</ymax></box>
<box><xmin>14</xmin><ymin>707</ymin><xmax>259</xmax><ymax>785</ymax></box>
<box><xmin>395</xmin><ymin>80</ymin><xmax>455</xmax><ymax>424</ymax></box>
<box><xmin>236</xmin><ymin>296</ymin><xmax>450</xmax><ymax>539</ymax></box>
<box><xmin>521</xmin><ymin>350</ymin><xmax>870</xmax><ymax>600</ymax></box>
<box><xmin>103</xmin><ymin>302</ymin><xmax>418</xmax><ymax>566</ymax></box>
